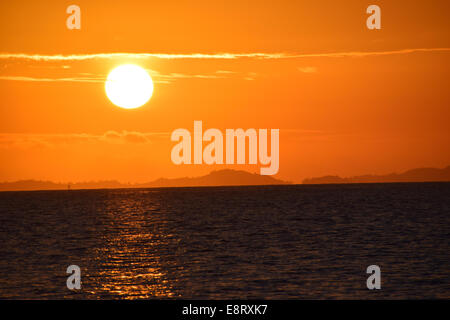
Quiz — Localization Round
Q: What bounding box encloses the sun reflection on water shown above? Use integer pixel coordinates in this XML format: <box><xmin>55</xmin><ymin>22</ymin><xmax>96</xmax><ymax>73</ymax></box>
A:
<box><xmin>84</xmin><ymin>191</ymin><xmax>178</xmax><ymax>299</ymax></box>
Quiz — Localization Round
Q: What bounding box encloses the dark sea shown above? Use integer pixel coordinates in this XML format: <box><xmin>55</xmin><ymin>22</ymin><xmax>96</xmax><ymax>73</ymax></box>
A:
<box><xmin>0</xmin><ymin>183</ymin><xmax>449</xmax><ymax>299</ymax></box>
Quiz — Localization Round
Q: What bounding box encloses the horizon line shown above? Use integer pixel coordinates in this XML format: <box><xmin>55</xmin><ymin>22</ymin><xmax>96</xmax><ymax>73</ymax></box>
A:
<box><xmin>0</xmin><ymin>165</ymin><xmax>448</xmax><ymax>187</ymax></box>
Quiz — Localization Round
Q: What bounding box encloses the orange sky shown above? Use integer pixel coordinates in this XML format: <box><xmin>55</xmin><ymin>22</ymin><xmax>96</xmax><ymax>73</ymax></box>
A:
<box><xmin>0</xmin><ymin>0</ymin><xmax>449</xmax><ymax>183</ymax></box>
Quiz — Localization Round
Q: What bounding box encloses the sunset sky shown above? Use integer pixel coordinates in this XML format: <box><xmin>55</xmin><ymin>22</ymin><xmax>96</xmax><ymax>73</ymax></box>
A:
<box><xmin>0</xmin><ymin>0</ymin><xmax>449</xmax><ymax>183</ymax></box>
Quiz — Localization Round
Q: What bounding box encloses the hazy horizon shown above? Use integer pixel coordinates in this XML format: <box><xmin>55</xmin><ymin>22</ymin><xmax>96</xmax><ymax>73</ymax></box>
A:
<box><xmin>1</xmin><ymin>165</ymin><xmax>449</xmax><ymax>191</ymax></box>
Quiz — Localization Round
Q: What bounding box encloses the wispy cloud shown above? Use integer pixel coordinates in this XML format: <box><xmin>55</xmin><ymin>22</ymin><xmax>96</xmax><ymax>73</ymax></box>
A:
<box><xmin>0</xmin><ymin>72</ymin><xmax>226</xmax><ymax>84</ymax></box>
<box><xmin>0</xmin><ymin>131</ymin><xmax>170</xmax><ymax>149</ymax></box>
<box><xmin>1</xmin><ymin>47</ymin><xmax>448</xmax><ymax>84</ymax></box>
<box><xmin>101</xmin><ymin>130</ymin><xmax>164</xmax><ymax>144</ymax></box>
<box><xmin>0</xmin><ymin>76</ymin><xmax>104</xmax><ymax>83</ymax></box>
<box><xmin>155</xmin><ymin>72</ymin><xmax>225</xmax><ymax>80</ymax></box>
<box><xmin>0</xmin><ymin>48</ymin><xmax>449</xmax><ymax>62</ymax></box>
<box><xmin>215</xmin><ymin>70</ymin><xmax>237</xmax><ymax>74</ymax></box>
<box><xmin>0</xmin><ymin>52</ymin><xmax>282</xmax><ymax>61</ymax></box>
<box><xmin>298</xmin><ymin>67</ymin><xmax>317</xmax><ymax>73</ymax></box>
<box><xmin>0</xmin><ymin>75</ymin><xmax>174</xmax><ymax>84</ymax></box>
<box><xmin>288</xmin><ymin>48</ymin><xmax>450</xmax><ymax>58</ymax></box>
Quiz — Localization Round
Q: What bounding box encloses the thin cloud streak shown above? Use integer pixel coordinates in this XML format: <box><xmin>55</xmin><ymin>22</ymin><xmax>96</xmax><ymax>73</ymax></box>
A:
<box><xmin>0</xmin><ymin>48</ymin><xmax>449</xmax><ymax>61</ymax></box>
<box><xmin>298</xmin><ymin>67</ymin><xmax>317</xmax><ymax>73</ymax></box>
<box><xmin>0</xmin><ymin>131</ymin><xmax>170</xmax><ymax>149</ymax></box>
<box><xmin>0</xmin><ymin>52</ymin><xmax>281</xmax><ymax>61</ymax></box>
<box><xmin>289</xmin><ymin>48</ymin><xmax>450</xmax><ymax>58</ymax></box>
<box><xmin>0</xmin><ymin>75</ymin><xmax>171</xmax><ymax>84</ymax></box>
<box><xmin>0</xmin><ymin>73</ymin><xmax>226</xmax><ymax>83</ymax></box>
<box><xmin>0</xmin><ymin>76</ymin><xmax>105</xmax><ymax>83</ymax></box>
<box><xmin>1</xmin><ymin>48</ymin><xmax>448</xmax><ymax>84</ymax></box>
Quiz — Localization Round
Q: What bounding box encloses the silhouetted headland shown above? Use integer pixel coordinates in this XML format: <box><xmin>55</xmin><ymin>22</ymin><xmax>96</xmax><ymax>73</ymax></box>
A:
<box><xmin>0</xmin><ymin>169</ymin><xmax>289</xmax><ymax>191</ymax></box>
<box><xmin>303</xmin><ymin>165</ymin><xmax>450</xmax><ymax>184</ymax></box>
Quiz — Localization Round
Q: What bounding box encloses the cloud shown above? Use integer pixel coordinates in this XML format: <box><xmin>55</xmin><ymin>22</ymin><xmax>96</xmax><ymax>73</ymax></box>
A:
<box><xmin>1</xmin><ymin>47</ymin><xmax>447</xmax><ymax>84</ymax></box>
<box><xmin>155</xmin><ymin>73</ymin><xmax>225</xmax><ymax>80</ymax></box>
<box><xmin>216</xmin><ymin>70</ymin><xmax>237</xmax><ymax>74</ymax></box>
<box><xmin>0</xmin><ymin>76</ymin><xmax>105</xmax><ymax>83</ymax></box>
<box><xmin>0</xmin><ymin>48</ymin><xmax>449</xmax><ymax>62</ymax></box>
<box><xmin>289</xmin><ymin>48</ymin><xmax>450</xmax><ymax>58</ymax></box>
<box><xmin>0</xmin><ymin>52</ymin><xmax>282</xmax><ymax>61</ymax></box>
<box><xmin>298</xmin><ymin>67</ymin><xmax>317</xmax><ymax>73</ymax></box>
<box><xmin>0</xmin><ymin>131</ymin><xmax>170</xmax><ymax>149</ymax></box>
<box><xmin>0</xmin><ymin>72</ymin><xmax>226</xmax><ymax>84</ymax></box>
<box><xmin>101</xmin><ymin>131</ymin><xmax>153</xmax><ymax>144</ymax></box>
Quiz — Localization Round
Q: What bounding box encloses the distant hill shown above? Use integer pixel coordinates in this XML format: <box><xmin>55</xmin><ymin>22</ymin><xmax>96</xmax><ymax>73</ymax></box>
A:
<box><xmin>0</xmin><ymin>169</ymin><xmax>289</xmax><ymax>191</ymax></box>
<box><xmin>137</xmin><ymin>169</ymin><xmax>288</xmax><ymax>188</ymax></box>
<box><xmin>303</xmin><ymin>165</ymin><xmax>450</xmax><ymax>184</ymax></box>
<box><xmin>0</xmin><ymin>180</ymin><xmax>129</xmax><ymax>191</ymax></box>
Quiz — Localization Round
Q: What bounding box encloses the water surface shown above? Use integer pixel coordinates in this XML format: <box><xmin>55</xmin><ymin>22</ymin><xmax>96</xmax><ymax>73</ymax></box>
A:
<box><xmin>0</xmin><ymin>183</ymin><xmax>449</xmax><ymax>299</ymax></box>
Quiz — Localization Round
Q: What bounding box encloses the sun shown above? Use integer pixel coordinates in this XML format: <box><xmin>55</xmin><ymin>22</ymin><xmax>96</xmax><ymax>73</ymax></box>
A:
<box><xmin>105</xmin><ymin>64</ymin><xmax>154</xmax><ymax>109</ymax></box>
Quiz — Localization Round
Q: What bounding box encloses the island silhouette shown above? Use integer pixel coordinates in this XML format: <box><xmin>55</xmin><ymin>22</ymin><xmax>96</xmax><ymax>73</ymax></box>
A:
<box><xmin>1</xmin><ymin>166</ymin><xmax>449</xmax><ymax>191</ymax></box>
<box><xmin>303</xmin><ymin>165</ymin><xmax>450</xmax><ymax>184</ymax></box>
<box><xmin>0</xmin><ymin>169</ymin><xmax>289</xmax><ymax>191</ymax></box>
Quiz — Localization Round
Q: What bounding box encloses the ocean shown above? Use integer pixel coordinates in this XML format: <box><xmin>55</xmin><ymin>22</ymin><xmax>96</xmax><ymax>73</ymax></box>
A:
<box><xmin>0</xmin><ymin>183</ymin><xmax>449</xmax><ymax>299</ymax></box>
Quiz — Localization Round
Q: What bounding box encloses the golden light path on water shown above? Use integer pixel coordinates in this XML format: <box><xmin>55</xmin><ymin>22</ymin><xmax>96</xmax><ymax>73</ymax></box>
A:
<box><xmin>83</xmin><ymin>190</ymin><xmax>177</xmax><ymax>299</ymax></box>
